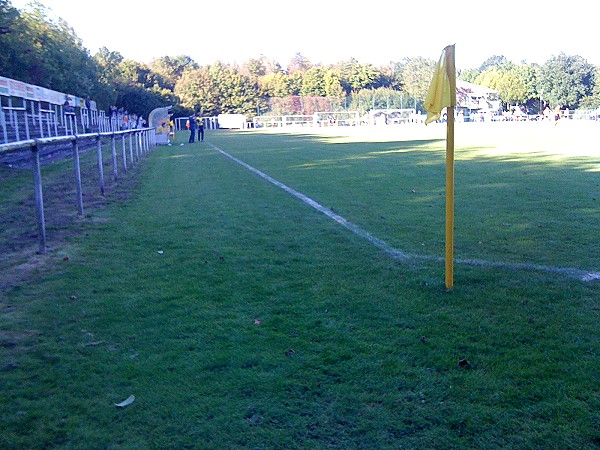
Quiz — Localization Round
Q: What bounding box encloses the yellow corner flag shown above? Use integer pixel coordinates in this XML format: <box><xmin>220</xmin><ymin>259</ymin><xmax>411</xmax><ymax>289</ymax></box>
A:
<box><xmin>424</xmin><ymin>45</ymin><xmax>457</xmax><ymax>290</ymax></box>
<box><xmin>424</xmin><ymin>45</ymin><xmax>457</xmax><ymax>125</ymax></box>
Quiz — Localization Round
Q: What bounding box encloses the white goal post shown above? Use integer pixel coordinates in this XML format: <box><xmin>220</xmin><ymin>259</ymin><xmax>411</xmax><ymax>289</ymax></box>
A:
<box><xmin>313</xmin><ymin>111</ymin><xmax>361</xmax><ymax>126</ymax></box>
<box><xmin>253</xmin><ymin>111</ymin><xmax>361</xmax><ymax>128</ymax></box>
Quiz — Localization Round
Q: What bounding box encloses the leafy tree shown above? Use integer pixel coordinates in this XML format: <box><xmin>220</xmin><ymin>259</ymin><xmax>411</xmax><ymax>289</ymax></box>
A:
<box><xmin>300</xmin><ymin>67</ymin><xmax>344</xmax><ymax>99</ymax></box>
<box><xmin>175</xmin><ymin>66</ymin><xmax>218</xmax><ymax>115</ymax></box>
<box><xmin>479</xmin><ymin>55</ymin><xmax>508</xmax><ymax>72</ymax></box>
<box><xmin>287</xmin><ymin>52</ymin><xmax>312</xmax><ymax>74</ymax></box>
<box><xmin>0</xmin><ymin>0</ymin><xmax>16</xmax><ymax>34</ymax></box>
<box><xmin>118</xmin><ymin>60</ymin><xmax>154</xmax><ymax>88</ymax></box>
<box><xmin>0</xmin><ymin>0</ymin><xmax>24</xmax><ymax>78</ymax></box>
<box><xmin>476</xmin><ymin>67</ymin><xmax>503</xmax><ymax>91</ymax></box>
<box><xmin>476</xmin><ymin>63</ymin><xmax>536</xmax><ymax>108</ymax></box>
<box><xmin>1</xmin><ymin>0</ymin><xmax>105</xmax><ymax>108</ymax></box>
<box><xmin>16</xmin><ymin>2</ymin><xmax>94</xmax><ymax>93</ymax></box>
<box><xmin>515</xmin><ymin>63</ymin><xmax>541</xmax><ymax>111</ymax></box>
<box><xmin>241</xmin><ymin>57</ymin><xmax>267</xmax><ymax>79</ymax></box>
<box><xmin>301</xmin><ymin>66</ymin><xmax>327</xmax><ymax>96</ymax></box>
<box><xmin>497</xmin><ymin>70</ymin><xmax>529</xmax><ymax>107</ymax></box>
<box><xmin>94</xmin><ymin>56</ymin><xmax>171</xmax><ymax>115</ymax></box>
<box><xmin>578</xmin><ymin>67</ymin><xmax>600</xmax><ymax>108</ymax></box>
<box><xmin>259</xmin><ymin>72</ymin><xmax>292</xmax><ymax>98</ymax></box>
<box><xmin>150</xmin><ymin>55</ymin><xmax>197</xmax><ymax>90</ymax></box>
<box><xmin>91</xmin><ymin>47</ymin><xmax>125</xmax><ymax>108</ymax></box>
<box><xmin>378</xmin><ymin>62</ymin><xmax>403</xmax><ymax>91</ymax></box>
<box><xmin>323</xmin><ymin>69</ymin><xmax>344</xmax><ymax>99</ymax></box>
<box><xmin>459</xmin><ymin>68</ymin><xmax>480</xmax><ymax>83</ymax></box>
<box><xmin>262</xmin><ymin>57</ymin><xmax>284</xmax><ymax>75</ymax></box>
<box><xmin>287</xmin><ymin>71</ymin><xmax>304</xmax><ymax>96</ymax></box>
<box><xmin>401</xmin><ymin>57</ymin><xmax>436</xmax><ymax>108</ymax></box>
<box><xmin>114</xmin><ymin>82</ymin><xmax>166</xmax><ymax>117</ymax></box>
<box><xmin>539</xmin><ymin>53</ymin><xmax>595</xmax><ymax>109</ymax></box>
<box><xmin>175</xmin><ymin>62</ymin><xmax>261</xmax><ymax>117</ymax></box>
<box><xmin>216</xmin><ymin>65</ymin><xmax>260</xmax><ymax>116</ymax></box>
<box><xmin>94</xmin><ymin>47</ymin><xmax>125</xmax><ymax>81</ymax></box>
<box><xmin>338</xmin><ymin>58</ymin><xmax>381</xmax><ymax>93</ymax></box>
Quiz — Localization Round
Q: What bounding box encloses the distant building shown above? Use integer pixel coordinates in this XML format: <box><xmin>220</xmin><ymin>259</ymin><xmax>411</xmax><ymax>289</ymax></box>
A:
<box><xmin>456</xmin><ymin>80</ymin><xmax>501</xmax><ymax>120</ymax></box>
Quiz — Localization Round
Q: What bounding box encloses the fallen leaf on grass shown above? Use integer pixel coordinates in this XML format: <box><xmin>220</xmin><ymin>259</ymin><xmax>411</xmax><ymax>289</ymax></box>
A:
<box><xmin>457</xmin><ymin>359</ymin><xmax>471</xmax><ymax>368</ymax></box>
<box><xmin>114</xmin><ymin>395</ymin><xmax>135</xmax><ymax>408</ymax></box>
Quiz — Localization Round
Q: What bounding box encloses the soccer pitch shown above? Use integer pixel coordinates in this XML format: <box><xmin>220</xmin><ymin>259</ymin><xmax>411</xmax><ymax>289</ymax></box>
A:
<box><xmin>1</xmin><ymin>121</ymin><xmax>598</xmax><ymax>448</ymax></box>
<box><xmin>207</xmin><ymin>121</ymin><xmax>599</xmax><ymax>280</ymax></box>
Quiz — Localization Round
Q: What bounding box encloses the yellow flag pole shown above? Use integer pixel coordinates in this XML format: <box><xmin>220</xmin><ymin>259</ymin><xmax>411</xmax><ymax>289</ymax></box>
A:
<box><xmin>446</xmin><ymin>107</ymin><xmax>455</xmax><ymax>290</ymax></box>
<box><xmin>445</xmin><ymin>46</ymin><xmax>456</xmax><ymax>290</ymax></box>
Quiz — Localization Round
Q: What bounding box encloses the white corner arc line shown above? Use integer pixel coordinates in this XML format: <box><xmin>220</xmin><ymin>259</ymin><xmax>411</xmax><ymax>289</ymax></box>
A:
<box><xmin>207</xmin><ymin>142</ymin><xmax>600</xmax><ymax>283</ymax></box>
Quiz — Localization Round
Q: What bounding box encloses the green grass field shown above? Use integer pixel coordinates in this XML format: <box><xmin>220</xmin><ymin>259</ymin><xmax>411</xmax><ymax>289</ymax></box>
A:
<box><xmin>1</xmin><ymin>122</ymin><xmax>599</xmax><ymax>448</ymax></box>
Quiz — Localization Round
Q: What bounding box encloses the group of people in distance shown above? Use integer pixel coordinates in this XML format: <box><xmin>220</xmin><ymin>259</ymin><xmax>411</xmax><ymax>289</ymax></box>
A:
<box><xmin>187</xmin><ymin>113</ymin><xmax>205</xmax><ymax>143</ymax></box>
<box><xmin>108</xmin><ymin>105</ymin><xmax>146</xmax><ymax>129</ymax></box>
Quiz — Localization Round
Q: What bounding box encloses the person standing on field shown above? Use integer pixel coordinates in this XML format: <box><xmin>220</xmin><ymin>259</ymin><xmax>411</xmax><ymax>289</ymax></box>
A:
<box><xmin>196</xmin><ymin>115</ymin><xmax>204</xmax><ymax>142</ymax></box>
<box><xmin>188</xmin><ymin>113</ymin><xmax>197</xmax><ymax>143</ymax></box>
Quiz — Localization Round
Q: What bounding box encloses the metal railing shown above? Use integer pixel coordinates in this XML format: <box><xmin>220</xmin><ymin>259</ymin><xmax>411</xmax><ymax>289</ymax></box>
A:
<box><xmin>1</xmin><ymin>101</ymin><xmax>147</xmax><ymax>144</ymax></box>
<box><xmin>0</xmin><ymin>128</ymin><xmax>156</xmax><ymax>254</ymax></box>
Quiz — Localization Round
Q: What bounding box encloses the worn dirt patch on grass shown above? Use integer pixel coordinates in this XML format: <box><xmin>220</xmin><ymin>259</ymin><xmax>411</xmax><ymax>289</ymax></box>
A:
<box><xmin>0</xmin><ymin>148</ymin><xmax>142</xmax><ymax>295</ymax></box>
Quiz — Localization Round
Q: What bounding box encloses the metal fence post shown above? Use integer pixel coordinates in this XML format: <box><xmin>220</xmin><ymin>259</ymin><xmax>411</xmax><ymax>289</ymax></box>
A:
<box><xmin>32</xmin><ymin>141</ymin><xmax>47</xmax><ymax>254</ymax></box>
<box><xmin>133</xmin><ymin>131</ymin><xmax>139</xmax><ymax>160</ymax></box>
<box><xmin>12</xmin><ymin>109</ymin><xmax>19</xmax><ymax>141</ymax></box>
<box><xmin>24</xmin><ymin>108</ymin><xmax>30</xmax><ymax>140</ymax></box>
<box><xmin>36</xmin><ymin>100</ymin><xmax>43</xmax><ymax>138</ymax></box>
<box><xmin>0</xmin><ymin>108</ymin><xmax>7</xmax><ymax>143</ymax></box>
<box><xmin>96</xmin><ymin>134</ymin><xmax>105</xmax><ymax>196</ymax></box>
<box><xmin>121</xmin><ymin>133</ymin><xmax>127</xmax><ymax>174</ymax></box>
<box><xmin>111</xmin><ymin>133</ymin><xmax>118</xmax><ymax>181</ymax></box>
<box><xmin>128</xmin><ymin>131</ymin><xmax>135</xmax><ymax>167</ymax></box>
<box><xmin>72</xmin><ymin>138</ymin><xmax>84</xmax><ymax>216</ymax></box>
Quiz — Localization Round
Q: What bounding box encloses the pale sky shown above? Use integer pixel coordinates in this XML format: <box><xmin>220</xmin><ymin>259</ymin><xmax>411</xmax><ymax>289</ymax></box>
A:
<box><xmin>12</xmin><ymin>0</ymin><xmax>600</xmax><ymax>70</ymax></box>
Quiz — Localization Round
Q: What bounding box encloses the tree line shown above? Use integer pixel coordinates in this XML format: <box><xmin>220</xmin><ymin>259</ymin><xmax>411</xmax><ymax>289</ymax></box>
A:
<box><xmin>1</xmin><ymin>0</ymin><xmax>599</xmax><ymax>120</ymax></box>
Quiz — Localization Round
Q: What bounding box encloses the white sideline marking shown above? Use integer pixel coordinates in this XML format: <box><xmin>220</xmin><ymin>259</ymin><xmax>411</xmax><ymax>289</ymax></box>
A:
<box><xmin>208</xmin><ymin>142</ymin><xmax>600</xmax><ymax>283</ymax></box>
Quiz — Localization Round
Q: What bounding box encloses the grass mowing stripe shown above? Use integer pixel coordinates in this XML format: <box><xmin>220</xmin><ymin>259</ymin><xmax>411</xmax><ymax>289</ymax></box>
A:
<box><xmin>208</xmin><ymin>140</ymin><xmax>599</xmax><ymax>283</ymax></box>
